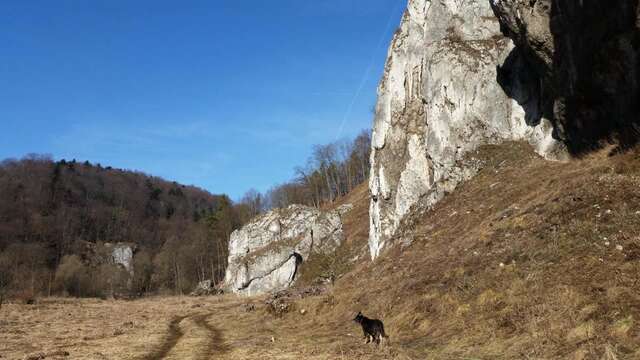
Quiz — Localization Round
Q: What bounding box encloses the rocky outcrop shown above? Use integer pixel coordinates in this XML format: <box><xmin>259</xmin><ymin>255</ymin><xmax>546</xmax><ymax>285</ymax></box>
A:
<box><xmin>104</xmin><ymin>242</ymin><xmax>136</xmax><ymax>275</ymax></box>
<box><xmin>490</xmin><ymin>0</ymin><xmax>640</xmax><ymax>153</ymax></box>
<box><xmin>368</xmin><ymin>0</ymin><xmax>568</xmax><ymax>259</ymax></box>
<box><xmin>223</xmin><ymin>205</ymin><xmax>350</xmax><ymax>296</ymax></box>
<box><xmin>80</xmin><ymin>241</ymin><xmax>136</xmax><ymax>275</ymax></box>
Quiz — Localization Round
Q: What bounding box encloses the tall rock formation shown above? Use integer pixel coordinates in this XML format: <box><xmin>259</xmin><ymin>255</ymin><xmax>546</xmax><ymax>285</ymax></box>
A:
<box><xmin>223</xmin><ymin>205</ymin><xmax>350</xmax><ymax>296</ymax></box>
<box><xmin>369</xmin><ymin>0</ymin><xmax>567</xmax><ymax>259</ymax></box>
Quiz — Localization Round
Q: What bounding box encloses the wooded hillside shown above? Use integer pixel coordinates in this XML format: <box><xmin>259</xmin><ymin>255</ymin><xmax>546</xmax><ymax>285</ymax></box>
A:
<box><xmin>0</xmin><ymin>155</ymin><xmax>244</xmax><ymax>298</ymax></box>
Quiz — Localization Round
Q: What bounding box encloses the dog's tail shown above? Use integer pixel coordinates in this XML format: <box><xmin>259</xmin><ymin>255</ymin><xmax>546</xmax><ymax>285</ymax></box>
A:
<box><xmin>381</xmin><ymin>324</ymin><xmax>389</xmax><ymax>339</ymax></box>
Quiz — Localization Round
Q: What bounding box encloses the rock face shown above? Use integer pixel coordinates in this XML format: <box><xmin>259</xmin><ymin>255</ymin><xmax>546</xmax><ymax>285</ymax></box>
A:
<box><xmin>368</xmin><ymin>0</ymin><xmax>568</xmax><ymax>259</ymax></box>
<box><xmin>491</xmin><ymin>0</ymin><xmax>640</xmax><ymax>153</ymax></box>
<box><xmin>223</xmin><ymin>205</ymin><xmax>349</xmax><ymax>296</ymax></box>
<box><xmin>104</xmin><ymin>243</ymin><xmax>136</xmax><ymax>275</ymax></box>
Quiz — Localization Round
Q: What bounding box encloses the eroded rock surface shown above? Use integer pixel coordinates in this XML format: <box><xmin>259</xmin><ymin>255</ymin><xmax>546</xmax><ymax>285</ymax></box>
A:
<box><xmin>369</xmin><ymin>0</ymin><xmax>567</xmax><ymax>259</ymax></box>
<box><xmin>104</xmin><ymin>242</ymin><xmax>136</xmax><ymax>275</ymax></box>
<box><xmin>491</xmin><ymin>0</ymin><xmax>640</xmax><ymax>153</ymax></box>
<box><xmin>223</xmin><ymin>205</ymin><xmax>349</xmax><ymax>296</ymax></box>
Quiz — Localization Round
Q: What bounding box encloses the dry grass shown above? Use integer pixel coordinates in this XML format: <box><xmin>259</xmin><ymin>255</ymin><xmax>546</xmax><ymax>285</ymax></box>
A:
<box><xmin>3</xmin><ymin>142</ymin><xmax>640</xmax><ymax>359</ymax></box>
<box><xmin>298</xmin><ymin>183</ymin><xmax>372</xmax><ymax>286</ymax></box>
<box><xmin>0</xmin><ymin>294</ymin><xmax>404</xmax><ymax>360</ymax></box>
<box><xmin>0</xmin><ymin>296</ymin><xmax>235</xmax><ymax>359</ymax></box>
<box><xmin>306</xmin><ymin>142</ymin><xmax>640</xmax><ymax>359</ymax></box>
<box><xmin>263</xmin><ymin>142</ymin><xmax>640</xmax><ymax>359</ymax></box>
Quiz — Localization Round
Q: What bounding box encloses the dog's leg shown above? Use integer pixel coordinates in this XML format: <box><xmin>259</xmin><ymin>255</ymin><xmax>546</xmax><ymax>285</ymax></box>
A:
<box><xmin>380</xmin><ymin>335</ymin><xmax>387</xmax><ymax>346</ymax></box>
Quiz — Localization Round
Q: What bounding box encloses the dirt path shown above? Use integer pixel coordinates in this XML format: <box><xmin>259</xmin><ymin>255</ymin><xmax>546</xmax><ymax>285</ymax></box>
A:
<box><xmin>139</xmin><ymin>312</ymin><xmax>228</xmax><ymax>360</ymax></box>
<box><xmin>192</xmin><ymin>314</ymin><xmax>230</xmax><ymax>358</ymax></box>
<box><xmin>139</xmin><ymin>315</ymin><xmax>187</xmax><ymax>360</ymax></box>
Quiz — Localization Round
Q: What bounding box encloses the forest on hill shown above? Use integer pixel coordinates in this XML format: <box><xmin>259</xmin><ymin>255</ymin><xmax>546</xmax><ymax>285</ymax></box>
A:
<box><xmin>0</xmin><ymin>154</ymin><xmax>245</xmax><ymax>299</ymax></box>
<box><xmin>0</xmin><ymin>130</ymin><xmax>371</xmax><ymax>301</ymax></box>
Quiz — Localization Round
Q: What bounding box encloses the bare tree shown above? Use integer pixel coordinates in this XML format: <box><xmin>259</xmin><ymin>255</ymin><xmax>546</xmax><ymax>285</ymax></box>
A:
<box><xmin>240</xmin><ymin>189</ymin><xmax>264</xmax><ymax>218</ymax></box>
<box><xmin>263</xmin><ymin>130</ymin><xmax>371</xmax><ymax>210</ymax></box>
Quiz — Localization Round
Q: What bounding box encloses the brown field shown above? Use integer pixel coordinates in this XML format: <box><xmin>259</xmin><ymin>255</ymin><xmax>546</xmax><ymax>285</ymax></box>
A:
<box><xmin>3</xmin><ymin>142</ymin><xmax>640</xmax><ymax>359</ymax></box>
<box><xmin>0</xmin><ymin>294</ymin><xmax>401</xmax><ymax>360</ymax></box>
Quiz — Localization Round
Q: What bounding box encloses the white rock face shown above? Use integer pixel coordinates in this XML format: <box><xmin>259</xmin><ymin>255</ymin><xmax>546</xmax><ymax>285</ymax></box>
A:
<box><xmin>369</xmin><ymin>0</ymin><xmax>567</xmax><ymax>259</ymax></box>
<box><xmin>223</xmin><ymin>204</ymin><xmax>350</xmax><ymax>296</ymax></box>
<box><xmin>105</xmin><ymin>242</ymin><xmax>135</xmax><ymax>274</ymax></box>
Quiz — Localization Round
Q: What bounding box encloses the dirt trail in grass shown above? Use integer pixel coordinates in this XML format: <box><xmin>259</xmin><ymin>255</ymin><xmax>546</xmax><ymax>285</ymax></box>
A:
<box><xmin>192</xmin><ymin>313</ymin><xmax>230</xmax><ymax>359</ymax></box>
<box><xmin>140</xmin><ymin>312</ymin><xmax>228</xmax><ymax>360</ymax></box>
<box><xmin>139</xmin><ymin>315</ymin><xmax>187</xmax><ymax>360</ymax></box>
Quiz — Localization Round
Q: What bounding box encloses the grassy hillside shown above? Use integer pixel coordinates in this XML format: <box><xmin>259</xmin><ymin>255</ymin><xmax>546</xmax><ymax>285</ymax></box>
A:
<box><xmin>248</xmin><ymin>141</ymin><xmax>640</xmax><ymax>359</ymax></box>
<box><xmin>296</xmin><ymin>182</ymin><xmax>371</xmax><ymax>286</ymax></box>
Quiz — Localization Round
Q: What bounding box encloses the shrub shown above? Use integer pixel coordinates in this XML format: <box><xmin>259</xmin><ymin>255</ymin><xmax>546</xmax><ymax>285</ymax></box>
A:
<box><xmin>55</xmin><ymin>255</ymin><xmax>92</xmax><ymax>297</ymax></box>
<box><xmin>0</xmin><ymin>253</ymin><xmax>13</xmax><ymax>308</ymax></box>
<box><xmin>131</xmin><ymin>250</ymin><xmax>154</xmax><ymax>295</ymax></box>
<box><xmin>95</xmin><ymin>263</ymin><xmax>130</xmax><ymax>298</ymax></box>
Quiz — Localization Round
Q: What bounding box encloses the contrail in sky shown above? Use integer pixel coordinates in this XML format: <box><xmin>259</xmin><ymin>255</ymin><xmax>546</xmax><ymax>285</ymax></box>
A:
<box><xmin>334</xmin><ymin>0</ymin><xmax>402</xmax><ymax>141</ymax></box>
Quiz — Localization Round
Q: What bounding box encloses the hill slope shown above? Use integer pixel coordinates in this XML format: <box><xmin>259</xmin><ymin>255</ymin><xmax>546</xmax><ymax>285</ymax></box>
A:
<box><xmin>330</xmin><ymin>142</ymin><xmax>640</xmax><ymax>358</ymax></box>
<box><xmin>0</xmin><ymin>156</ymin><xmax>241</xmax><ymax>296</ymax></box>
<box><xmin>239</xmin><ymin>142</ymin><xmax>640</xmax><ymax>359</ymax></box>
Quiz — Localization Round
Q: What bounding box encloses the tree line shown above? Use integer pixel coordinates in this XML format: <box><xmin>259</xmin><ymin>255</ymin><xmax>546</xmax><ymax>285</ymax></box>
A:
<box><xmin>0</xmin><ymin>155</ymin><xmax>254</xmax><ymax>302</ymax></box>
<box><xmin>239</xmin><ymin>129</ymin><xmax>371</xmax><ymax>213</ymax></box>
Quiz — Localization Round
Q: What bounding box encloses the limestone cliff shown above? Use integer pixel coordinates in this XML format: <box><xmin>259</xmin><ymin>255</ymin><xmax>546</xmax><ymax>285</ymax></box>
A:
<box><xmin>223</xmin><ymin>205</ymin><xmax>350</xmax><ymax>296</ymax></box>
<box><xmin>369</xmin><ymin>0</ymin><xmax>567</xmax><ymax>259</ymax></box>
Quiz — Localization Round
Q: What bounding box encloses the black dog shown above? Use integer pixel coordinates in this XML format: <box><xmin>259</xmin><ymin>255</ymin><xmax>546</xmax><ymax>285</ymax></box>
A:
<box><xmin>353</xmin><ymin>311</ymin><xmax>388</xmax><ymax>345</ymax></box>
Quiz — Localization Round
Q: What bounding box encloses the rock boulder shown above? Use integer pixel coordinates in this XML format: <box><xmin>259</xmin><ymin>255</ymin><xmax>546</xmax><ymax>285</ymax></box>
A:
<box><xmin>223</xmin><ymin>205</ymin><xmax>349</xmax><ymax>296</ymax></box>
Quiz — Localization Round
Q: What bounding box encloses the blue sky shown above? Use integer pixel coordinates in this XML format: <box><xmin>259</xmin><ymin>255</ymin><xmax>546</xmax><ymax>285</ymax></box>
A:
<box><xmin>0</xmin><ymin>0</ymin><xmax>405</xmax><ymax>200</ymax></box>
